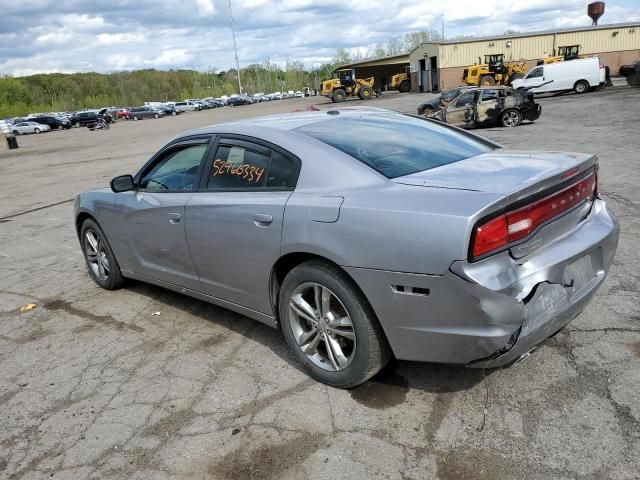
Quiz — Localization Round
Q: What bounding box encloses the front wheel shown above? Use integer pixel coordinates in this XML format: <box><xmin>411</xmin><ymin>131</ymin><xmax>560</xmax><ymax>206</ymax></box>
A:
<box><xmin>358</xmin><ymin>86</ymin><xmax>373</xmax><ymax>100</ymax></box>
<box><xmin>34</xmin><ymin>128</ymin><xmax>41</xmax><ymax>134</ymax></box>
<box><xmin>500</xmin><ymin>108</ymin><xmax>522</xmax><ymax>127</ymax></box>
<box><xmin>154</xmin><ymin>113</ymin><xmax>159</xmax><ymax>119</ymax></box>
<box><xmin>279</xmin><ymin>261</ymin><xmax>390</xmax><ymax>388</ymax></box>
<box><xmin>133</xmin><ymin>116</ymin><xmax>139</xmax><ymax>121</ymax></box>
<box><xmin>13</xmin><ymin>130</ymin><xmax>19</xmax><ymax>135</ymax></box>
<box><xmin>332</xmin><ymin>89</ymin><xmax>347</xmax><ymax>103</ymax></box>
<box><xmin>80</xmin><ymin>219</ymin><xmax>124</xmax><ymax>290</ymax></box>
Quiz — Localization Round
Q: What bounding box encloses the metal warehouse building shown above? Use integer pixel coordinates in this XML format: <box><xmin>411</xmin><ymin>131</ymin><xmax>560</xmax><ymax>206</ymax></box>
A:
<box><xmin>409</xmin><ymin>22</ymin><xmax>640</xmax><ymax>92</ymax></box>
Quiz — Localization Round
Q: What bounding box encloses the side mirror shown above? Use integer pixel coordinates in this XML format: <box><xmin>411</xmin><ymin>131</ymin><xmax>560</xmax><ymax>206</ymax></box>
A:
<box><xmin>110</xmin><ymin>174</ymin><xmax>135</xmax><ymax>193</ymax></box>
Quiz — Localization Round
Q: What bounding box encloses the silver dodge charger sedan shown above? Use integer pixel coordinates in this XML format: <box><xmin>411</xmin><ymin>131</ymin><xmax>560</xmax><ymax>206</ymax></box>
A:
<box><xmin>74</xmin><ymin>107</ymin><xmax>619</xmax><ymax>388</ymax></box>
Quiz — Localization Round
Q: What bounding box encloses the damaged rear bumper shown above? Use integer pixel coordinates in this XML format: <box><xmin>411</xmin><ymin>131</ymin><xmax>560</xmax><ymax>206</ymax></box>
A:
<box><xmin>344</xmin><ymin>199</ymin><xmax>618</xmax><ymax>366</ymax></box>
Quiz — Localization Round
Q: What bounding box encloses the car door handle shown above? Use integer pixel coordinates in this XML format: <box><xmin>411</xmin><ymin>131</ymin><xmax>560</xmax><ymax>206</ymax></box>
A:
<box><xmin>252</xmin><ymin>213</ymin><xmax>273</xmax><ymax>226</ymax></box>
<box><xmin>168</xmin><ymin>212</ymin><xmax>181</xmax><ymax>224</ymax></box>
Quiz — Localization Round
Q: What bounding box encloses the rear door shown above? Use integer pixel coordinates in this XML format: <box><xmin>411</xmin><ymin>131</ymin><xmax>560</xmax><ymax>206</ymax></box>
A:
<box><xmin>114</xmin><ymin>137</ymin><xmax>212</xmax><ymax>290</ymax></box>
<box><xmin>185</xmin><ymin>137</ymin><xmax>301</xmax><ymax>314</ymax></box>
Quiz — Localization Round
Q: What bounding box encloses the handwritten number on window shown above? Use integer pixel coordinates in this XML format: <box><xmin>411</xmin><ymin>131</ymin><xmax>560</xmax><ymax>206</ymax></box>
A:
<box><xmin>211</xmin><ymin>159</ymin><xmax>264</xmax><ymax>183</ymax></box>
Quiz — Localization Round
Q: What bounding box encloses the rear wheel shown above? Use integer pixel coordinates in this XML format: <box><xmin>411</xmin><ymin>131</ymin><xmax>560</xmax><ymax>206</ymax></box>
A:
<box><xmin>358</xmin><ymin>86</ymin><xmax>373</xmax><ymax>100</ymax></box>
<box><xmin>480</xmin><ymin>75</ymin><xmax>496</xmax><ymax>86</ymax></box>
<box><xmin>501</xmin><ymin>108</ymin><xmax>522</xmax><ymax>127</ymax></box>
<box><xmin>574</xmin><ymin>80</ymin><xmax>589</xmax><ymax>94</ymax></box>
<box><xmin>80</xmin><ymin>219</ymin><xmax>124</xmax><ymax>290</ymax></box>
<box><xmin>279</xmin><ymin>260</ymin><xmax>390</xmax><ymax>388</ymax></box>
<box><xmin>332</xmin><ymin>89</ymin><xmax>347</xmax><ymax>103</ymax></box>
<box><xmin>133</xmin><ymin>115</ymin><xmax>139</xmax><ymax>121</ymax></box>
<box><xmin>34</xmin><ymin>128</ymin><xmax>41</xmax><ymax>134</ymax></box>
<box><xmin>154</xmin><ymin>113</ymin><xmax>159</xmax><ymax>119</ymax></box>
<box><xmin>399</xmin><ymin>80</ymin><xmax>411</xmax><ymax>93</ymax></box>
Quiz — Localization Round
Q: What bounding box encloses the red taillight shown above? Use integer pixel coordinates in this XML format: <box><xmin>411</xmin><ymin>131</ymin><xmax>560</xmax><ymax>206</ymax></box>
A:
<box><xmin>472</xmin><ymin>171</ymin><xmax>597</xmax><ymax>259</ymax></box>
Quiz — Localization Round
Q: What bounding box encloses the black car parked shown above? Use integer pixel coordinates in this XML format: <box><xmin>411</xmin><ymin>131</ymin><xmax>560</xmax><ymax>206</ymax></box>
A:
<box><xmin>226</xmin><ymin>96</ymin><xmax>251</xmax><ymax>106</ymax></box>
<box><xmin>128</xmin><ymin>106</ymin><xmax>165</xmax><ymax>120</ymax></box>
<box><xmin>29</xmin><ymin>115</ymin><xmax>71</xmax><ymax>130</ymax></box>
<box><xmin>77</xmin><ymin>111</ymin><xmax>99</xmax><ymax>127</ymax></box>
<box><xmin>154</xmin><ymin>105</ymin><xmax>181</xmax><ymax>116</ymax></box>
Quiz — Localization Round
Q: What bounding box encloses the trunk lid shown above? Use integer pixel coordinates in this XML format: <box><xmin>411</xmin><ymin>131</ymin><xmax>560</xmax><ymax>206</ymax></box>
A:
<box><xmin>393</xmin><ymin>150</ymin><xmax>596</xmax><ymax>202</ymax></box>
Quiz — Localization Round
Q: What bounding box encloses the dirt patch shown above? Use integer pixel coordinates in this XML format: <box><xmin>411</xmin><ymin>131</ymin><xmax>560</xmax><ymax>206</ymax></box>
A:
<box><xmin>43</xmin><ymin>299</ymin><xmax>143</xmax><ymax>333</ymax></box>
<box><xmin>349</xmin><ymin>370</ymin><xmax>409</xmax><ymax>410</ymax></box>
<box><xmin>437</xmin><ymin>449</ymin><xmax>510</xmax><ymax>480</ymax></box>
<box><xmin>425</xmin><ymin>392</ymin><xmax>454</xmax><ymax>444</ymax></box>
<box><xmin>189</xmin><ymin>334</ymin><xmax>228</xmax><ymax>353</ymax></box>
<box><xmin>209</xmin><ymin>431</ymin><xmax>325</xmax><ymax>480</ymax></box>
<box><xmin>628</xmin><ymin>340</ymin><xmax>640</xmax><ymax>357</ymax></box>
<box><xmin>142</xmin><ymin>407</ymin><xmax>193</xmax><ymax>437</ymax></box>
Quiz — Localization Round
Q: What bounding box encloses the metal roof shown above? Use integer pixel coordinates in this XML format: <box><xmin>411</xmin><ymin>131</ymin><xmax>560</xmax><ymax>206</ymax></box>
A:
<box><xmin>337</xmin><ymin>53</ymin><xmax>410</xmax><ymax>69</ymax></box>
<box><xmin>412</xmin><ymin>22</ymin><xmax>640</xmax><ymax>51</ymax></box>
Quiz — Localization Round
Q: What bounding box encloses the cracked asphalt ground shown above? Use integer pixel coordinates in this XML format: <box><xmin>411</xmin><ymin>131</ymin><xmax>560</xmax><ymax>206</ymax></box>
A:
<box><xmin>1</xmin><ymin>85</ymin><xmax>639</xmax><ymax>480</ymax></box>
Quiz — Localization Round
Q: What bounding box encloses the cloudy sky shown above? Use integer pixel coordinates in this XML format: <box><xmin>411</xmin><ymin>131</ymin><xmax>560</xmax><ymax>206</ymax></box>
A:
<box><xmin>1</xmin><ymin>0</ymin><xmax>638</xmax><ymax>76</ymax></box>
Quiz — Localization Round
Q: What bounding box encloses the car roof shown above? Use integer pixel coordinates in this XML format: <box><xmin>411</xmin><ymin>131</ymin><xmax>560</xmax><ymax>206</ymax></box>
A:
<box><xmin>182</xmin><ymin>107</ymin><xmax>399</xmax><ymax>137</ymax></box>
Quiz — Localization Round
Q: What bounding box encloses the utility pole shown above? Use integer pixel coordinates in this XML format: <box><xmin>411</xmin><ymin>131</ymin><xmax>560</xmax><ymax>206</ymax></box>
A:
<box><xmin>441</xmin><ymin>14</ymin><xmax>445</xmax><ymax>40</ymax></box>
<box><xmin>227</xmin><ymin>0</ymin><xmax>242</xmax><ymax>94</ymax></box>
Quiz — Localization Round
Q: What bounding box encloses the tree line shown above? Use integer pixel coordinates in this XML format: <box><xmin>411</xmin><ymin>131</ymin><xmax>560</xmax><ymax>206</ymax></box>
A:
<box><xmin>0</xmin><ymin>30</ymin><xmax>442</xmax><ymax>117</ymax></box>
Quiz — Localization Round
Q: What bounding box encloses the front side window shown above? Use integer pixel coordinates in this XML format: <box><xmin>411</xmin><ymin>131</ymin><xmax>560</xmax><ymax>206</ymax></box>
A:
<box><xmin>295</xmin><ymin>114</ymin><xmax>492</xmax><ymax>179</ymax></box>
<box><xmin>558</xmin><ymin>45</ymin><xmax>579</xmax><ymax>57</ymax></box>
<box><xmin>139</xmin><ymin>144</ymin><xmax>207</xmax><ymax>191</ymax></box>
<box><xmin>527</xmin><ymin>67</ymin><xmax>543</xmax><ymax>79</ymax></box>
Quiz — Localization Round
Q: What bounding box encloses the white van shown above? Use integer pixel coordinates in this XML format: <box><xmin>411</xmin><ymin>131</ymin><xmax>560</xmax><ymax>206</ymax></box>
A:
<box><xmin>511</xmin><ymin>57</ymin><xmax>605</xmax><ymax>94</ymax></box>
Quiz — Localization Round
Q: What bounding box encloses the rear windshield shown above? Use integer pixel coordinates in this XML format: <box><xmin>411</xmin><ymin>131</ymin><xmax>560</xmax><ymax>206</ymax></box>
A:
<box><xmin>294</xmin><ymin>114</ymin><xmax>492</xmax><ymax>179</ymax></box>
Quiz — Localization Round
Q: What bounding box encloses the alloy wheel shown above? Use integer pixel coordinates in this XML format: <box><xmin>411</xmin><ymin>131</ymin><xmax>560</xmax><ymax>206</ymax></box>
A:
<box><xmin>503</xmin><ymin>110</ymin><xmax>520</xmax><ymax>127</ymax></box>
<box><xmin>84</xmin><ymin>230</ymin><xmax>110</xmax><ymax>281</ymax></box>
<box><xmin>288</xmin><ymin>282</ymin><xmax>356</xmax><ymax>372</ymax></box>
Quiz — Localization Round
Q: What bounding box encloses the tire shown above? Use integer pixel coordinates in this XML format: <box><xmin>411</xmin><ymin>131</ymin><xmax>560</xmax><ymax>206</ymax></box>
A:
<box><xmin>399</xmin><ymin>80</ymin><xmax>411</xmax><ymax>93</ymax></box>
<box><xmin>420</xmin><ymin>106</ymin><xmax>435</xmax><ymax>117</ymax></box>
<box><xmin>480</xmin><ymin>75</ymin><xmax>496</xmax><ymax>86</ymax></box>
<box><xmin>172</xmin><ymin>111</ymin><xmax>176</xmax><ymax>116</ymax></box>
<box><xmin>74</xmin><ymin>122</ymin><xmax>80</xmax><ymax>128</ymax></box>
<box><xmin>34</xmin><ymin>128</ymin><xmax>41</xmax><ymax>134</ymax></box>
<box><xmin>154</xmin><ymin>113</ymin><xmax>159</xmax><ymax>119</ymax></box>
<box><xmin>133</xmin><ymin>116</ymin><xmax>139</xmax><ymax>121</ymax></box>
<box><xmin>574</xmin><ymin>80</ymin><xmax>589</xmax><ymax>94</ymax></box>
<box><xmin>508</xmin><ymin>72</ymin><xmax>524</xmax><ymax>85</ymax></box>
<box><xmin>332</xmin><ymin>89</ymin><xmax>347</xmax><ymax>103</ymax></box>
<box><xmin>13</xmin><ymin>130</ymin><xmax>19</xmax><ymax>135</ymax></box>
<box><xmin>80</xmin><ymin>219</ymin><xmax>124</xmax><ymax>290</ymax></box>
<box><xmin>279</xmin><ymin>260</ymin><xmax>391</xmax><ymax>388</ymax></box>
<box><xmin>358</xmin><ymin>86</ymin><xmax>373</xmax><ymax>100</ymax></box>
<box><xmin>500</xmin><ymin>108</ymin><xmax>522</xmax><ymax>127</ymax></box>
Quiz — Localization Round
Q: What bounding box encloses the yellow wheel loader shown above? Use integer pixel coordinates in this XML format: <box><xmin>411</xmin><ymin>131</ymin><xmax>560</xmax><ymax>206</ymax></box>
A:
<box><xmin>389</xmin><ymin>67</ymin><xmax>411</xmax><ymax>92</ymax></box>
<box><xmin>462</xmin><ymin>55</ymin><xmax>527</xmax><ymax>87</ymax></box>
<box><xmin>320</xmin><ymin>68</ymin><xmax>375</xmax><ymax>102</ymax></box>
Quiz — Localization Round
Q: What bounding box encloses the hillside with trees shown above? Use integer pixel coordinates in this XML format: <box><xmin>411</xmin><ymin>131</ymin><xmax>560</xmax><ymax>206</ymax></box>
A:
<box><xmin>0</xmin><ymin>30</ymin><xmax>441</xmax><ymax>117</ymax></box>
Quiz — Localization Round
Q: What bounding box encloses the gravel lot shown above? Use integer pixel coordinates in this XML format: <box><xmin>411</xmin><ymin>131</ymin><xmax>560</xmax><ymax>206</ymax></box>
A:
<box><xmin>1</xmin><ymin>86</ymin><xmax>639</xmax><ymax>480</ymax></box>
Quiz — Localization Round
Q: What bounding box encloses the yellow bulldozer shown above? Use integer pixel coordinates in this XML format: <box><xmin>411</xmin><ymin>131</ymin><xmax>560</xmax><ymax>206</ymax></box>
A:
<box><xmin>389</xmin><ymin>67</ymin><xmax>411</xmax><ymax>92</ymax></box>
<box><xmin>462</xmin><ymin>54</ymin><xmax>527</xmax><ymax>87</ymax></box>
<box><xmin>320</xmin><ymin>68</ymin><xmax>375</xmax><ymax>102</ymax></box>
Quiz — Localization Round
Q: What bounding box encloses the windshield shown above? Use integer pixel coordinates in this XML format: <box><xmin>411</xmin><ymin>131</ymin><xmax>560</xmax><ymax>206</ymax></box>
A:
<box><xmin>295</xmin><ymin>114</ymin><xmax>492</xmax><ymax>179</ymax></box>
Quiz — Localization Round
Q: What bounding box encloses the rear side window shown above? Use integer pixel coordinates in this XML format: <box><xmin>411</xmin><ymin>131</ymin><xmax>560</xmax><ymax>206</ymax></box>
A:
<box><xmin>295</xmin><ymin>114</ymin><xmax>492</xmax><ymax>179</ymax></box>
<box><xmin>206</xmin><ymin>144</ymin><xmax>300</xmax><ymax>190</ymax></box>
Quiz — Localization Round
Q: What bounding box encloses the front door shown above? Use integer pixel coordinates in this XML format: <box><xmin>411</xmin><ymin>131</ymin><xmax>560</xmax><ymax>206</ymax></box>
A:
<box><xmin>115</xmin><ymin>138</ymin><xmax>211</xmax><ymax>290</ymax></box>
<box><xmin>185</xmin><ymin>137</ymin><xmax>301</xmax><ymax>315</ymax></box>
<box><xmin>444</xmin><ymin>91</ymin><xmax>477</xmax><ymax>128</ymax></box>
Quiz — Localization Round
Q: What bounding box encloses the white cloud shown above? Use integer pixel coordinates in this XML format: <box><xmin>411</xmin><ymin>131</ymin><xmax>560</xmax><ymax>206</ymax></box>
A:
<box><xmin>0</xmin><ymin>0</ymin><xmax>637</xmax><ymax>76</ymax></box>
